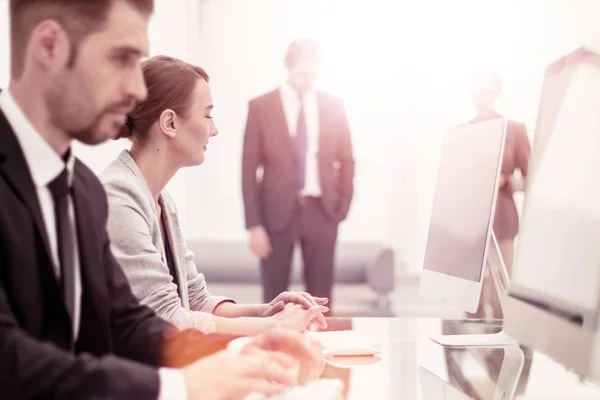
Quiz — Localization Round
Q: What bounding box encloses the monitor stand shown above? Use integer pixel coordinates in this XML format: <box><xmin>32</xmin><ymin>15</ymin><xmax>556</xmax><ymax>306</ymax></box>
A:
<box><xmin>431</xmin><ymin>232</ymin><xmax>519</xmax><ymax>348</ymax></box>
<box><xmin>420</xmin><ymin>346</ymin><xmax>525</xmax><ymax>400</ymax></box>
<box><xmin>492</xmin><ymin>345</ymin><xmax>526</xmax><ymax>400</ymax></box>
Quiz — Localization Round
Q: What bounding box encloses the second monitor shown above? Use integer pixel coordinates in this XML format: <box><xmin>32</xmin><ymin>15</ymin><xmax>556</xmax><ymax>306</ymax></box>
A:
<box><xmin>420</xmin><ymin>118</ymin><xmax>507</xmax><ymax>314</ymax></box>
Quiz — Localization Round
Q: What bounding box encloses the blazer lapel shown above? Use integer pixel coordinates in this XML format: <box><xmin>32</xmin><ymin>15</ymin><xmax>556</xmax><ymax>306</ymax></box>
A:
<box><xmin>71</xmin><ymin>166</ymin><xmax>109</xmax><ymax>329</ymax></box>
<box><xmin>0</xmin><ymin>108</ymin><xmax>66</xmax><ymax>330</ymax></box>
<box><xmin>118</xmin><ymin>151</ymin><xmax>160</xmax><ymax>221</ymax></box>
<box><xmin>316</xmin><ymin>92</ymin><xmax>328</xmax><ymax>155</ymax></box>
<box><xmin>269</xmin><ymin>89</ymin><xmax>297</xmax><ymax>160</ymax></box>
<box><xmin>118</xmin><ymin>151</ymin><xmax>169</xmax><ymax>265</ymax></box>
<box><xmin>159</xmin><ymin>195</ymin><xmax>189</xmax><ymax>308</ymax></box>
<box><xmin>0</xmin><ymin>111</ymin><xmax>52</xmax><ymax>256</ymax></box>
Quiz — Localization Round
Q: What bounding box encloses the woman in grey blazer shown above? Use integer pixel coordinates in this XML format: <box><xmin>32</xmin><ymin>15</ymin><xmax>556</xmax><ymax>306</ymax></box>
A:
<box><xmin>101</xmin><ymin>56</ymin><xmax>328</xmax><ymax>336</ymax></box>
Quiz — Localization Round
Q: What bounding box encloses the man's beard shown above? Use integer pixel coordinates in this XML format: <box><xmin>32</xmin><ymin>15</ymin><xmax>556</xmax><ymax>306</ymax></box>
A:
<box><xmin>46</xmin><ymin>77</ymin><xmax>136</xmax><ymax>145</ymax></box>
<box><xmin>69</xmin><ymin>102</ymin><xmax>135</xmax><ymax>145</ymax></box>
<box><xmin>69</xmin><ymin>111</ymin><xmax>116</xmax><ymax>145</ymax></box>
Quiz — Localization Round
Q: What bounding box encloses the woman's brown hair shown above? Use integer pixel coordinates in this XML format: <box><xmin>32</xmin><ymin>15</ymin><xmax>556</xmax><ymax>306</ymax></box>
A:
<box><xmin>118</xmin><ymin>55</ymin><xmax>209</xmax><ymax>142</ymax></box>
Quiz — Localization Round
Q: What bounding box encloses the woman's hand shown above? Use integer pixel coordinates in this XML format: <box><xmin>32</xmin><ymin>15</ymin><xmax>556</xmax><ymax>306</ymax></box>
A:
<box><xmin>498</xmin><ymin>174</ymin><xmax>513</xmax><ymax>192</ymax></box>
<box><xmin>269</xmin><ymin>304</ymin><xmax>328</xmax><ymax>331</ymax></box>
<box><xmin>262</xmin><ymin>291</ymin><xmax>329</xmax><ymax>317</ymax></box>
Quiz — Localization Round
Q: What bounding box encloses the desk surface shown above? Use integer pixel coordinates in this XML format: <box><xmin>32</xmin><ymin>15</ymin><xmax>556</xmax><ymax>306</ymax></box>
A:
<box><xmin>318</xmin><ymin>318</ymin><xmax>600</xmax><ymax>400</ymax></box>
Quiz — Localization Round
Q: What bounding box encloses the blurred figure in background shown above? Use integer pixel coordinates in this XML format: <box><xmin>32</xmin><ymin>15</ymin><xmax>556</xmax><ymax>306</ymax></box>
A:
<box><xmin>467</xmin><ymin>70</ymin><xmax>531</xmax><ymax>319</ymax></box>
<box><xmin>242</xmin><ymin>39</ymin><xmax>355</xmax><ymax>313</ymax></box>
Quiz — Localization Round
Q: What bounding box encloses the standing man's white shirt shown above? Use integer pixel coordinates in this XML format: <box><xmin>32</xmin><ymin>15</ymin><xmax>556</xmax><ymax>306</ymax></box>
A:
<box><xmin>279</xmin><ymin>81</ymin><xmax>322</xmax><ymax>197</ymax></box>
<box><xmin>0</xmin><ymin>89</ymin><xmax>187</xmax><ymax>400</ymax></box>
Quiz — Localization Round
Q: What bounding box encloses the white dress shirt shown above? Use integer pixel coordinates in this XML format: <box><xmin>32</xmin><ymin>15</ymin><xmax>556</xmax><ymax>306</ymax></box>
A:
<box><xmin>279</xmin><ymin>81</ymin><xmax>322</xmax><ymax>197</ymax></box>
<box><xmin>0</xmin><ymin>90</ymin><xmax>186</xmax><ymax>400</ymax></box>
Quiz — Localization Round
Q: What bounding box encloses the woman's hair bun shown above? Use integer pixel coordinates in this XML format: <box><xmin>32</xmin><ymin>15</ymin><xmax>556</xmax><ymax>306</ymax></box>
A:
<box><xmin>116</xmin><ymin>115</ymin><xmax>135</xmax><ymax>140</ymax></box>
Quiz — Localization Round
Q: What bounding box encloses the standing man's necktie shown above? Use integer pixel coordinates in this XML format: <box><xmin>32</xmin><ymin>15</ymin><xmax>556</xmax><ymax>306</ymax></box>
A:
<box><xmin>48</xmin><ymin>168</ymin><xmax>76</xmax><ymax>333</ymax></box>
<box><xmin>295</xmin><ymin>95</ymin><xmax>308</xmax><ymax>194</ymax></box>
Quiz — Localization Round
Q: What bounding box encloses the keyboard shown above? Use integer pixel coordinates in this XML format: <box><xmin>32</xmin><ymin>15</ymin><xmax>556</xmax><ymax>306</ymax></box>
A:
<box><xmin>244</xmin><ymin>379</ymin><xmax>344</xmax><ymax>400</ymax></box>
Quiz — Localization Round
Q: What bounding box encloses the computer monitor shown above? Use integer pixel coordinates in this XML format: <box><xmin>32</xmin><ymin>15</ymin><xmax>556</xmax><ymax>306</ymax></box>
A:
<box><xmin>419</xmin><ymin>118</ymin><xmax>507</xmax><ymax>314</ymax></box>
<box><xmin>504</xmin><ymin>45</ymin><xmax>600</xmax><ymax>380</ymax></box>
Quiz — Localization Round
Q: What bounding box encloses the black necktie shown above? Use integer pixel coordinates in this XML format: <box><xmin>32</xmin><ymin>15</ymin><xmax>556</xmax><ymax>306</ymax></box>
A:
<box><xmin>48</xmin><ymin>168</ymin><xmax>76</xmax><ymax>326</ymax></box>
<box><xmin>295</xmin><ymin>96</ymin><xmax>307</xmax><ymax>193</ymax></box>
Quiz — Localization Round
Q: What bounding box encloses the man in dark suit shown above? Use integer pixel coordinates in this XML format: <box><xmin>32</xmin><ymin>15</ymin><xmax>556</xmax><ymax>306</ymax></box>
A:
<box><xmin>242</xmin><ymin>39</ymin><xmax>355</xmax><ymax>310</ymax></box>
<box><xmin>0</xmin><ymin>1</ymin><xmax>322</xmax><ymax>399</ymax></box>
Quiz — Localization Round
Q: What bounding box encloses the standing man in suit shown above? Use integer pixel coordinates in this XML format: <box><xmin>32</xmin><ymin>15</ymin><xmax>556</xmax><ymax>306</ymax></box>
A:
<box><xmin>242</xmin><ymin>39</ymin><xmax>355</xmax><ymax>311</ymax></box>
<box><xmin>0</xmin><ymin>1</ymin><xmax>322</xmax><ymax>399</ymax></box>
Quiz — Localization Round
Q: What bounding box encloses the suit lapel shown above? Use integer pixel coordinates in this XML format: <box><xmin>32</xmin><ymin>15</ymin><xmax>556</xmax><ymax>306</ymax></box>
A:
<box><xmin>0</xmin><ymin>110</ymin><xmax>52</xmax><ymax>256</ymax></box>
<box><xmin>159</xmin><ymin>195</ymin><xmax>189</xmax><ymax>308</ymax></box>
<box><xmin>71</xmin><ymin>166</ymin><xmax>109</xmax><ymax>328</ymax></box>
<box><xmin>0</xmin><ymin>107</ymin><xmax>70</xmax><ymax>337</ymax></box>
<box><xmin>316</xmin><ymin>92</ymin><xmax>328</xmax><ymax>155</ymax></box>
<box><xmin>269</xmin><ymin>89</ymin><xmax>297</xmax><ymax>160</ymax></box>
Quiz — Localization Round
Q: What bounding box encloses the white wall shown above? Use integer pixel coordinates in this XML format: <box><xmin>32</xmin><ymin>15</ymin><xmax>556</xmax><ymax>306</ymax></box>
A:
<box><xmin>189</xmin><ymin>0</ymin><xmax>600</xmax><ymax>273</ymax></box>
<box><xmin>2</xmin><ymin>0</ymin><xmax>600</xmax><ymax>273</ymax></box>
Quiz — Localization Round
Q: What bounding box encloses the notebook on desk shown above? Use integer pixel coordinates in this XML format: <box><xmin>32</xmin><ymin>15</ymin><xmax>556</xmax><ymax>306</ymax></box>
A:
<box><xmin>307</xmin><ymin>330</ymin><xmax>381</xmax><ymax>357</ymax></box>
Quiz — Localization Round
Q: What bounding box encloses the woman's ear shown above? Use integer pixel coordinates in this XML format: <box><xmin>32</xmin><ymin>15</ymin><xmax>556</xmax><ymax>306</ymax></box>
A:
<box><xmin>159</xmin><ymin>109</ymin><xmax>177</xmax><ymax>138</ymax></box>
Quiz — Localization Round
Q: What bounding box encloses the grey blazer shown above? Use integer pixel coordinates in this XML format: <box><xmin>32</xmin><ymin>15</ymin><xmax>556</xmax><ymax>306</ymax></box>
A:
<box><xmin>101</xmin><ymin>150</ymin><xmax>233</xmax><ymax>332</ymax></box>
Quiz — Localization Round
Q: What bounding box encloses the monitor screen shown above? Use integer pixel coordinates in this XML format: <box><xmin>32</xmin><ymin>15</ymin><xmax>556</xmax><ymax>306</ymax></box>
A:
<box><xmin>512</xmin><ymin>55</ymin><xmax>600</xmax><ymax>319</ymax></box>
<box><xmin>422</xmin><ymin>119</ymin><xmax>505</xmax><ymax>282</ymax></box>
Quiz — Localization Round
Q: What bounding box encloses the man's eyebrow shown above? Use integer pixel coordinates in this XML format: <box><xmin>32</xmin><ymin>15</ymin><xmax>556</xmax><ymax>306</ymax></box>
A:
<box><xmin>110</xmin><ymin>45</ymin><xmax>147</xmax><ymax>58</ymax></box>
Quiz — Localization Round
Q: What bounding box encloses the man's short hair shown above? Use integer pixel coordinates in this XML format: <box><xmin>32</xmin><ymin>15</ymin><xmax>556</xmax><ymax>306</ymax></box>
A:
<box><xmin>9</xmin><ymin>0</ymin><xmax>154</xmax><ymax>79</ymax></box>
<box><xmin>284</xmin><ymin>38</ymin><xmax>321</xmax><ymax>68</ymax></box>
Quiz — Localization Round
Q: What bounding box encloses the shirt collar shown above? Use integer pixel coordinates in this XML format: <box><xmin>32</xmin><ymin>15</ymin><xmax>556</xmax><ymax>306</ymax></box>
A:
<box><xmin>280</xmin><ymin>80</ymin><xmax>316</xmax><ymax>102</ymax></box>
<box><xmin>0</xmin><ymin>89</ymin><xmax>75</xmax><ymax>187</ymax></box>
<box><xmin>471</xmin><ymin>111</ymin><xmax>502</xmax><ymax>124</ymax></box>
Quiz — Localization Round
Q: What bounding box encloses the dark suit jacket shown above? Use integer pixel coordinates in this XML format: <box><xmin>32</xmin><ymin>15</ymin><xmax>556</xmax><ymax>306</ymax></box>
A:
<box><xmin>242</xmin><ymin>89</ymin><xmax>355</xmax><ymax>232</ymax></box>
<box><xmin>0</xmin><ymin>109</ymin><xmax>235</xmax><ymax>400</ymax></box>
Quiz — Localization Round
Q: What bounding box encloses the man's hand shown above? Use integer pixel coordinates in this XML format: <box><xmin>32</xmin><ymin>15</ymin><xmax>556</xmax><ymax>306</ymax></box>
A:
<box><xmin>263</xmin><ymin>291</ymin><xmax>329</xmax><ymax>317</ymax></box>
<box><xmin>498</xmin><ymin>174</ymin><xmax>513</xmax><ymax>192</ymax></box>
<box><xmin>181</xmin><ymin>350</ymin><xmax>297</xmax><ymax>400</ymax></box>
<box><xmin>243</xmin><ymin>329</ymin><xmax>326</xmax><ymax>384</ymax></box>
<box><xmin>249</xmin><ymin>226</ymin><xmax>272</xmax><ymax>259</ymax></box>
<box><xmin>269</xmin><ymin>304</ymin><xmax>328</xmax><ymax>331</ymax></box>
